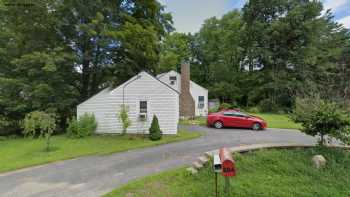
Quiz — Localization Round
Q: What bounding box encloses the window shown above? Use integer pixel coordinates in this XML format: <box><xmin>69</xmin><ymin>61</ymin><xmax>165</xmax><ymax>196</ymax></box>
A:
<box><xmin>198</xmin><ymin>96</ymin><xmax>205</xmax><ymax>109</ymax></box>
<box><xmin>140</xmin><ymin>101</ymin><xmax>147</xmax><ymax>113</ymax></box>
<box><xmin>223</xmin><ymin>112</ymin><xmax>236</xmax><ymax>116</ymax></box>
<box><xmin>169</xmin><ymin>76</ymin><xmax>177</xmax><ymax>85</ymax></box>
<box><xmin>223</xmin><ymin>111</ymin><xmax>249</xmax><ymax>118</ymax></box>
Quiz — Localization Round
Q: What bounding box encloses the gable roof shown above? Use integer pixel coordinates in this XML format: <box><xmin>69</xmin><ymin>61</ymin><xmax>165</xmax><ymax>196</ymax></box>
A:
<box><xmin>79</xmin><ymin>71</ymin><xmax>179</xmax><ymax>106</ymax></box>
<box><xmin>157</xmin><ymin>70</ymin><xmax>208</xmax><ymax>91</ymax></box>
<box><xmin>142</xmin><ymin>71</ymin><xmax>180</xmax><ymax>94</ymax></box>
<box><xmin>109</xmin><ymin>71</ymin><xmax>179</xmax><ymax>95</ymax></box>
<box><xmin>78</xmin><ymin>87</ymin><xmax>112</xmax><ymax>107</ymax></box>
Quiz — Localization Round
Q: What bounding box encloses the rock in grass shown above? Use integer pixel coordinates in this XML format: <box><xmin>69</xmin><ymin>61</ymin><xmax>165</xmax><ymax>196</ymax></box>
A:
<box><xmin>192</xmin><ymin>161</ymin><xmax>203</xmax><ymax>169</ymax></box>
<box><xmin>312</xmin><ymin>155</ymin><xmax>327</xmax><ymax>169</ymax></box>
<box><xmin>198</xmin><ymin>156</ymin><xmax>209</xmax><ymax>165</ymax></box>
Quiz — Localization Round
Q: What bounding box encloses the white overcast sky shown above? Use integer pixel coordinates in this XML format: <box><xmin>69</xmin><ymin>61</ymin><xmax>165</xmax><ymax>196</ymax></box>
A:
<box><xmin>159</xmin><ymin>0</ymin><xmax>350</xmax><ymax>33</ymax></box>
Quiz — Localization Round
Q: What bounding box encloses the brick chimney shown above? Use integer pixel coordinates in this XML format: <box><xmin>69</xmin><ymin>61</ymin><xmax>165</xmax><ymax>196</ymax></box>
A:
<box><xmin>180</xmin><ymin>62</ymin><xmax>195</xmax><ymax>118</ymax></box>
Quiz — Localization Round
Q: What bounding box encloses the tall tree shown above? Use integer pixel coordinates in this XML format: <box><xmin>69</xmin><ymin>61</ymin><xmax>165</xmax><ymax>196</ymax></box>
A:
<box><xmin>0</xmin><ymin>0</ymin><xmax>78</xmax><ymax>133</ymax></box>
<box><xmin>0</xmin><ymin>0</ymin><xmax>173</xmax><ymax>134</ymax></box>
<box><xmin>241</xmin><ymin>0</ymin><xmax>327</xmax><ymax>108</ymax></box>
<box><xmin>158</xmin><ymin>32</ymin><xmax>192</xmax><ymax>72</ymax></box>
<box><xmin>58</xmin><ymin>0</ymin><xmax>173</xmax><ymax>98</ymax></box>
<box><xmin>191</xmin><ymin>10</ymin><xmax>244</xmax><ymax>103</ymax></box>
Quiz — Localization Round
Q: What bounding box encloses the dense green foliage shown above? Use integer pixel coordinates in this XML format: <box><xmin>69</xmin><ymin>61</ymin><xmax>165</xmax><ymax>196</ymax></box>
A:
<box><xmin>0</xmin><ymin>130</ymin><xmax>201</xmax><ymax>173</ymax></box>
<box><xmin>23</xmin><ymin>111</ymin><xmax>56</xmax><ymax>151</ymax></box>
<box><xmin>158</xmin><ymin>1</ymin><xmax>350</xmax><ymax>112</ymax></box>
<box><xmin>1</xmin><ymin>0</ymin><xmax>350</xmax><ymax>136</ymax></box>
<box><xmin>118</xmin><ymin>105</ymin><xmax>131</xmax><ymax>135</ymax></box>
<box><xmin>149</xmin><ymin>115</ymin><xmax>162</xmax><ymax>141</ymax></box>
<box><xmin>0</xmin><ymin>0</ymin><xmax>172</xmax><ymax>135</ymax></box>
<box><xmin>292</xmin><ymin>99</ymin><xmax>350</xmax><ymax>145</ymax></box>
<box><xmin>105</xmin><ymin>148</ymin><xmax>350</xmax><ymax>197</ymax></box>
<box><xmin>67</xmin><ymin>113</ymin><xmax>97</xmax><ymax>138</ymax></box>
<box><xmin>158</xmin><ymin>32</ymin><xmax>192</xmax><ymax>72</ymax></box>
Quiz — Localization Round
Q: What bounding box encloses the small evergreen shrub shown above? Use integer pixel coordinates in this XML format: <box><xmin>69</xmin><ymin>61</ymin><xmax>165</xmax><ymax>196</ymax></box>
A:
<box><xmin>67</xmin><ymin>113</ymin><xmax>97</xmax><ymax>138</ymax></box>
<box><xmin>149</xmin><ymin>115</ymin><xmax>162</xmax><ymax>141</ymax></box>
<box><xmin>23</xmin><ymin>111</ymin><xmax>56</xmax><ymax>151</ymax></box>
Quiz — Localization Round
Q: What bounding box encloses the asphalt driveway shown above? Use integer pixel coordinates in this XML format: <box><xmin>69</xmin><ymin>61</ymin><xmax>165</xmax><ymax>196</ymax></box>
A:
<box><xmin>0</xmin><ymin>126</ymin><xmax>316</xmax><ymax>197</ymax></box>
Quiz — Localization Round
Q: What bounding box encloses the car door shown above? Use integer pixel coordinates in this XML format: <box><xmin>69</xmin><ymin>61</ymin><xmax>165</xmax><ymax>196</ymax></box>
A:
<box><xmin>235</xmin><ymin>114</ymin><xmax>252</xmax><ymax>128</ymax></box>
<box><xmin>222</xmin><ymin>112</ymin><xmax>240</xmax><ymax>127</ymax></box>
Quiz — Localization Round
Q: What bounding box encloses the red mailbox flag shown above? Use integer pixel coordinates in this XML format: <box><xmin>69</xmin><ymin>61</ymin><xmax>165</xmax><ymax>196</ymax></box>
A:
<box><xmin>219</xmin><ymin>147</ymin><xmax>236</xmax><ymax>177</ymax></box>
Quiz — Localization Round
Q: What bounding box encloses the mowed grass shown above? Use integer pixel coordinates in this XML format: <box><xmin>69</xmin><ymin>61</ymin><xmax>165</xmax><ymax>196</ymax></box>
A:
<box><xmin>0</xmin><ymin>130</ymin><xmax>202</xmax><ymax>173</ymax></box>
<box><xmin>179</xmin><ymin>117</ymin><xmax>207</xmax><ymax>126</ymax></box>
<box><xmin>105</xmin><ymin>148</ymin><xmax>350</xmax><ymax>197</ymax></box>
<box><xmin>179</xmin><ymin>113</ymin><xmax>301</xmax><ymax>129</ymax></box>
<box><xmin>252</xmin><ymin>113</ymin><xmax>301</xmax><ymax>129</ymax></box>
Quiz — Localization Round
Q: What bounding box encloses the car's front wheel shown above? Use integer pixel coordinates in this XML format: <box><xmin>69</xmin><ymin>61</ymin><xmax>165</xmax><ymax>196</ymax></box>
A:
<box><xmin>252</xmin><ymin>123</ymin><xmax>262</xmax><ymax>131</ymax></box>
<box><xmin>214</xmin><ymin>121</ymin><xmax>223</xmax><ymax>129</ymax></box>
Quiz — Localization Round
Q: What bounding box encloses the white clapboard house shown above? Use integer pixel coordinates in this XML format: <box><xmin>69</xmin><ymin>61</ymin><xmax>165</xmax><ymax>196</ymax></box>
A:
<box><xmin>77</xmin><ymin>63</ymin><xmax>208</xmax><ymax>135</ymax></box>
<box><xmin>77</xmin><ymin>71</ymin><xmax>179</xmax><ymax>134</ymax></box>
<box><xmin>157</xmin><ymin>66</ymin><xmax>208</xmax><ymax>117</ymax></box>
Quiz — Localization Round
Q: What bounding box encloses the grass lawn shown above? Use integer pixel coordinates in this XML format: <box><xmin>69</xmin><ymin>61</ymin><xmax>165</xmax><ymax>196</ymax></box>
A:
<box><xmin>252</xmin><ymin>113</ymin><xmax>301</xmax><ymax>129</ymax></box>
<box><xmin>105</xmin><ymin>147</ymin><xmax>350</xmax><ymax>197</ymax></box>
<box><xmin>179</xmin><ymin>117</ymin><xmax>207</xmax><ymax>126</ymax></box>
<box><xmin>179</xmin><ymin>113</ymin><xmax>301</xmax><ymax>130</ymax></box>
<box><xmin>0</xmin><ymin>130</ymin><xmax>202</xmax><ymax>173</ymax></box>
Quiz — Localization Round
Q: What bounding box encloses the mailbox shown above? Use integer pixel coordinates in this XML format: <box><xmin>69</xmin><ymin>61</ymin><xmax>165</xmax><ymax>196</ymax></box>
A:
<box><xmin>213</xmin><ymin>154</ymin><xmax>222</xmax><ymax>173</ymax></box>
<box><xmin>219</xmin><ymin>148</ymin><xmax>236</xmax><ymax>177</ymax></box>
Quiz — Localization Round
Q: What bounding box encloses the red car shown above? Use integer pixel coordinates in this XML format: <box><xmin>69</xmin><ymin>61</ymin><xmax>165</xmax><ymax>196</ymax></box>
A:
<box><xmin>207</xmin><ymin>110</ymin><xmax>267</xmax><ymax>130</ymax></box>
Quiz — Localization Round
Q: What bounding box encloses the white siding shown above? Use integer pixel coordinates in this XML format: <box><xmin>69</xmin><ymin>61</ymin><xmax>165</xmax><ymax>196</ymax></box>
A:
<box><xmin>77</xmin><ymin>72</ymin><xmax>179</xmax><ymax>135</ymax></box>
<box><xmin>157</xmin><ymin>71</ymin><xmax>181</xmax><ymax>92</ymax></box>
<box><xmin>190</xmin><ymin>81</ymin><xmax>208</xmax><ymax>116</ymax></box>
<box><xmin>158</xmin><ymin>71</ymin><xmax>208</xmax><ymax>116</ymax></box>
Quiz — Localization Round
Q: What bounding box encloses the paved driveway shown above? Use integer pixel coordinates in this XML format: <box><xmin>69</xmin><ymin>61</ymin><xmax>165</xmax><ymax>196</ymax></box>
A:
<box><xmin>0</xmin><ymin>126</ymin><xmax>315</xmax><ymax>197</ymax></box>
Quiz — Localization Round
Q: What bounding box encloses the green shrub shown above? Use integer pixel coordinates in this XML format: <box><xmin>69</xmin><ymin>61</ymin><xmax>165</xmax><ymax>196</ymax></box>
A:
<box><xmin>149</xmin><ymin>115</ymin><xmax>162</xmax><ymax>141</ymax></box>
<box><xmin>118</xmin><ymin>105</ymin><xmax>131</xmax><ymax>135</ymax></box>
<box><xmin>23</xmin><ymin>111</ymin><xmax>56</xmax><ymax>151</ymax></box>
<box><xmin>0</xmin><ymin>116</ymin><xmax>21</xmax><ymax>136</ymax></box>
<box><xmin>0</xmin><ymin>116</ymin><xmax>12</xmax><ymax>136</ymax></box>
<box><xmin>209</xmin><ymin>107</ymin><xmax>219</xmax><ymax>113</ymax></box>
<box><xmin>66</xmin><ymin>118</ymin><xmax>79</xmax><ymax>137</ymax></box>
<box><xmin>219</xmin><ymin>103</ymin><xmax>232</xmax><ymax>110</ymax></box>
<box><xmin>292</xmin><ymin>99</ymin><xmax>350</xmax><ymax>146</ymax></box>
<box><xmin>79</xmin><ymin>113</ymin><xmax>97</xmax><ymax>136</ymax></box>
<box><xmin>258</xmin><ymin>99</ymin><xmax>279</xmax><ymax>112</ymax></box>
<box><xmin>67</xmin><ymin>113</ymin><xmax>97</xmax><ymax>138</ymax></box>
<box><xmin>246</xmin><ymin>106</ymin><xmax>260</xmax><ymax>113</ymax></box>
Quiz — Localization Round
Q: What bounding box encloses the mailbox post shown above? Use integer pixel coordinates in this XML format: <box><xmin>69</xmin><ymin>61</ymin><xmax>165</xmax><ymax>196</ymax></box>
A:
<box><xmin>213</xmin><ymin>154</ymin><xmax>221</xmax><ymax>197</ymax></box>
<box><xmin>219</xmin><ymin>148</ymin><xmax>236</xmax><ymax>196</ymax></box>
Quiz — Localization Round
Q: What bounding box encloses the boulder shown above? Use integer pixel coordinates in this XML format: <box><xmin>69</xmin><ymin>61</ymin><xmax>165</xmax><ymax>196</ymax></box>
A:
<box><xmin>198</xmin><ymin>156</ymin><xmax>209</xmax><ymax>165</ymax></box>
<box><xmin>192</xmin><ymin>161</ymin><xmax>203</xmax><ymax>169</ymax></box>
<box><xmin>312</xmin><ymin>155</ymin><xmax>327</xmax><ymax>169</ymax></box>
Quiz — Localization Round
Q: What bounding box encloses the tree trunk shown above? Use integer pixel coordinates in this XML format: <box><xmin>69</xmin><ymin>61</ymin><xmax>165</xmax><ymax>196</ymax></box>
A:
<box><xmin>81</xmin><ymin>49</ymin><xmax>91</xmax><ymax>101</ymax></box>
<box><xmin>320</xmin><ymin>134</ymin><xmax>325</xmax><ymax>146</ymax></box>
<box><xmin>90</xmin><ymin>46</ymin><xmax>101</xmax><ymax>95</ymax></box>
